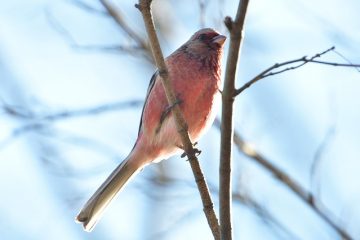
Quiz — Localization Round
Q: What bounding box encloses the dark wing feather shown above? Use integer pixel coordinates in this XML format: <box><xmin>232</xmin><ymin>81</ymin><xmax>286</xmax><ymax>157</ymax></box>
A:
<box><xmin>137</xmin><ymin>70</ymin><xmax>158</xmax><ymax>136</ymax></box>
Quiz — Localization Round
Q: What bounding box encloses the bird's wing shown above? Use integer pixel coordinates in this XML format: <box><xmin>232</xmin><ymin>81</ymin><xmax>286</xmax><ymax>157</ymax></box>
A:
<box><xmin>137</xmin><ymin>70</ymin><xmax>158</xmax><ymax>136</ymax></box>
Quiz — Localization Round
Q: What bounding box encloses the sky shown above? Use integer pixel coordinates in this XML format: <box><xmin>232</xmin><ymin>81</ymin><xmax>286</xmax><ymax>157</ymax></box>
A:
<box><xmin>0</xmin><ymin>0</ymin><xmax>359</xmax><ymax>239</ymax></box>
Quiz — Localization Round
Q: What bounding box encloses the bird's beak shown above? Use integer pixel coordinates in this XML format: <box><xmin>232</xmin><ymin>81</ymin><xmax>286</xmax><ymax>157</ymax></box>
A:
<box><xmin>212</xmin><ymin>35</ymin><xmax>226</xmax><ymax>46</ymax></box>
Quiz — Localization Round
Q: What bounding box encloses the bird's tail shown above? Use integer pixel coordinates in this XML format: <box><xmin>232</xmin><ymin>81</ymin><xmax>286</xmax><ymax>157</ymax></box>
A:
<box><xmin>76</xmin><ymin>153</ymin><xmax>143</xmax><ymax>232</ymax></box>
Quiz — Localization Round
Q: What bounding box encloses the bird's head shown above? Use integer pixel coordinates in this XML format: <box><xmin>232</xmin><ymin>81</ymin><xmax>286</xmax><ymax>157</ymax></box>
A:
<box><xmin>184</xmin><ymin>28</ymin><xmax>226</xmax><ymax>57</ymax></box>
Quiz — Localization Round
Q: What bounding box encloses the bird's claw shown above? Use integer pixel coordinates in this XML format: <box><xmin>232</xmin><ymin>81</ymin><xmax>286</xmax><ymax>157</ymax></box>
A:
<box><xmin>193</xmin><ymin>148</ymin><xmax>201</xmax><ymax>156</ymax></box>
<box><xmin>180</xmin><ymin>143</ymin><xmax>201</xmax><ymax>159</ymax></box>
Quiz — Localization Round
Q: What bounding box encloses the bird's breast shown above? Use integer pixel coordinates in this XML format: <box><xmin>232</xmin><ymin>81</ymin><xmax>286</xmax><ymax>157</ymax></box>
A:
<box><xmin>137</xmin><ymin>52</ymin><xmax>221</xmax><ymax>161</ymax></box>
<box><xmin>168</xmin><ymin>56</ymin><xmax>221</xmax><ymax>141</ymax></box>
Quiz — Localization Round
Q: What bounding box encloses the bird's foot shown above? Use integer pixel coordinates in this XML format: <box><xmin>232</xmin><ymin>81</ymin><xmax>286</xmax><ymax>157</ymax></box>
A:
<box><xmin>180</xmin><ymin>142</ymin><xmax>201</xmax><ymax>159</ymax></box>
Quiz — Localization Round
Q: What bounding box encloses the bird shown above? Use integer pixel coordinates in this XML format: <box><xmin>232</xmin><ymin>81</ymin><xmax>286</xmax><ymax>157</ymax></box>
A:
<box><xmin>76</xmin><ymin>28</ymin><xmax>226</xmax><ymax>231</ymax></box>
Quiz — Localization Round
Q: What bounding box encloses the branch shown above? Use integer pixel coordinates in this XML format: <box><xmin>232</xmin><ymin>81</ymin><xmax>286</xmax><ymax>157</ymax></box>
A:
<box><xmin>0</xmin><ymin>100</ymin><xmax>142</xmax><ymax>149</ymax></box>
<box><xmin>310</xmin><ymin>125</ymin><xmax>336</xmax><ymax>198</ymax></box>
<box><xmin>41</xmin><ymin>100</ymin><xmax>142</xmax><ymax>121</ymax></box>
<box><xmin>70</xmin><ymin>0</ymin><xmax>108</xmax><ymax>15</ymax></box>
<box><xmin>214</xmin><ymin>118</ymin><xmax>352</xmax><ymax>239</ymax></box>
<box><xmin>141</xmin><ymin>174</ymin><xmax>298</xmax><ymax>239</ymax></box>
<box><xmin>1</xmin><ymin>102</ymin><xmax>34</xmax><ymax>119</ymax></box>
<box><xmin>235</xmin><ymin>46</ymin><xmax>360</xmax><ymax>96</ymax></box>
<box><xmin>232</xmin><ymin>192</ymin><xmax>298</xmax><ymax>239</ymax></box>
<box><xmin>99</xmin><ymin>0</ymin><xmax>152</xmax><ymax>59</ymax></box>
<box><xmin>46</xmin><ymin>7</ymin><xmax>144</xmax><ymax>53</ymax></box>
<box><xmin>135</xmin><ymin>0</ymin><xmax>220</xmax><ymax>239</ymax></box>
<box><xmin>198</xmin><ymin>0</ymin><xmax>207</xmax><ymax>28</ymax></box>
<box><xmin>332</xmin><ymin>49</ymin><xmax>360</xmax><ymax>72</ymax></box>
<box><xmin>230</xmin><ymin>125</ymin><xmax>352</xmax><ymax>239</ymax></box>
<box><xmin>309</xmin><ymin>59</ymin><xmax>360</xmax><ymax>67</ymax></box>
<box><xmin>220</xmin><ymin>0</ymin><xmax>250</xmax><ymax>239</ymax></box>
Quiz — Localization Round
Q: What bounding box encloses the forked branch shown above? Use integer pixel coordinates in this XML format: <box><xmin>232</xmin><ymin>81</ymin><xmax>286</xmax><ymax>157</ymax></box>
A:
<box><xmin>220</xmin><ymin>0</ymin><xmax>250</xmax><ymax>239</ymax></box>
<box><xmin>235</xmin><ymin>46</ymin><xmax>360</xmax><ymax>96</ymax></box>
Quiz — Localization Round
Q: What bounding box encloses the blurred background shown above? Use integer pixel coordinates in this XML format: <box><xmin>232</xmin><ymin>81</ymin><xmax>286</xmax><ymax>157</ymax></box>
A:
<box><xmin>0</xmin><ymin>0</ymin><xmax>359</xmax><ymax>239</ymax></box>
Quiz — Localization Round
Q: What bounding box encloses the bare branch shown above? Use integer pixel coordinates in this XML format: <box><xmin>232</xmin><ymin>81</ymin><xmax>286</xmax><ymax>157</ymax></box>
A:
<box><xmin>1</xmin><ymin>102</ymin><xmax>34</xmax><ymax>119</ymax></box>
<box><xmin>53</xmin><ymin>129</ymin><xmax>123</xmax><ymax>164</ymax></box>
<box><xmin>135</xmin><ymin>0</ymin><xmax>220</xmax><ymax>239</ymax></box>
<box><xmin>98</xmin><ymin>0</ymin><xmax>154</xmax><ymax>63</ymax></box>
<box><xmin>308</xmin><ymin>59</ymin><xmax>360</xmax><ymax>68</ymax></box>
<box><xmin>214</xmin><ymin>118</ymin><xmax>352</xmax><ymax>239</ymax></box>
<box><xmin>198</xmin><ymin>0</ymin><xmax>207</xmax><ymax>28</ymax></box>
<box><xmin>99</xmin><ymin>0</ymin><xmax>151</xmax><ymax>57</ymax></box>
<box><xmin>232</xmin><ymin>192</ymin><xmax>299</xmax><ymax>239</ymax></box>
<box><xmin>46</xmin><ymin>8</ymin><xmax>147</xmax><ymax>57</ymax></box>
<box><xmin>235</xmin><ymin>46</ymin><xmax>360</xmax><ymax>96</ymax></box>
<box><xmin>216</xmin><ymin>0</ymin><xmax>225</xmax><ymax>31</ymax></box>
<box><xmin>69</xmin><ymin>0</ymin><xmax>108</xmax><ymax>15</ymax></box>
<box><xmin>332</xmin><ymin>49</ymin><xmax>360</xmax><ymax>72</ymax></box>
<box><xmin>142</xmin><ymin>174</ymin><xmax>298</xmax><ymax>240</ymax></box>
<box><xmin>311</xmin><ymin>87</ymin><xmax>338</xmax><ymax>198</ymax></box>
<box><xmin>40</xmin><ymin>100</ymin><xmax>142</xmax><ymax>121</ymax></box>
<box><xmin>234</xmin><ymin>137</ymin><xmax>352</xmax><ymax>239</ymax></box>
<box><xmin>0</xmin><ymin>100</ymin><xmax>143</xmax><ymax>149</ymax></box>
<box><xmin>220</xmin><ymin>1</ymin><xmax>250</xmax><ymax>239</ymax></box>
<box><xmin>216</xmin><ymin>119</ymin><xmax>353</xmax><ymax>239</ymax></box>
<box><xmin>310</xmin><ymin>125</ymin><xmax>336</xmax><ymax>197</ymax></box>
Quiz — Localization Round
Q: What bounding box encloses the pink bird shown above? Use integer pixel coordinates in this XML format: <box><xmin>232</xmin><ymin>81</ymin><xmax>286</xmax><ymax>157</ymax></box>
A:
<box><xmin>76</xmin><ymin>28</ymin><xmax>226</xmax><ymax>231</ymax></box>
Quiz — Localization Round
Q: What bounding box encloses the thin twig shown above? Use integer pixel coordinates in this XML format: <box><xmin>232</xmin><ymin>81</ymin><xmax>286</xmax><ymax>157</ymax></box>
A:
<box><xmin>99</xmin><ymin>0</ymin><xmax>151</xmax><ymax>56</ymax></box>
<box><xmin>310</xmin><ymin>125</ymin><xmax>336</xmax><ymax>197</ymax></box>
<box><xmin>70</xmin><ymin>0</ymin><xmax>108</xmax><ymax>15</ymax></box>
<box><xmin>220</xmin><ymin>1</ymin><xmax>250</xmax><ymax>239</ymax></box>
<box><xmin>135</xmin><ymin>0</ymin><xmax>220</xmax><ymax>239</ymax></box>
<box><xmin>214</xmin><ymin>118</ymin><xmax>352</xmax><ymax>239</ymax></box>
<box><xmin>198</xmin><ymin>0</ymin><xmax>207</xmax><ymax>28</ymax></box>
<box><xmin>310</xmin><ymin>88</ymin><xmax>338</xmax><ymax>198</ymax></box>
<box><xmin>40</xmin><ymin>100</ymin><xmax>142</xmax><ymax>121</ymax></box>
<box><xmin>235</xmin><ymin>46</ymin><xmax>360</xmax><ymax>96</ymax></box>
<box><xmin>143</xmin><ymin>174</ymin><xmax>298</xmax><ymax>240</ymax></box>
<box><xmin>332</xmin><ymin>49</ymin><xmax>360</xmax><ymax>72</ymax></box>
<box><xmin>46</xmin><ymin>7</ymin><xmax>142</xmax><ymax>55</ymax></box>
<box><xmin>1</xmin><ymin>103</ymin><xmax>34</xmax><ymax>119</ymax></box>
<box><xmin>98</xmin><ymin>0</ymin><xmax>153</xmax><ymax>62</ymax></box>
<box><xmin>0</xmin><ymin>100</ymin><xmax>142</xmax><ymax>149</ymax></box>
<box><xmin>231</xmin><ymin>125</ymin><xmax>352</xmax><ymax>240</ymax></box>
<box><xmin>232</xmin><ymin>192</ymin><xmax>299</xmax><ymax>240</ymax></box>
<box><xmin>308</xmin><ymin>60</ymin><xmax>360</xmax><ymax>67</ymax></box>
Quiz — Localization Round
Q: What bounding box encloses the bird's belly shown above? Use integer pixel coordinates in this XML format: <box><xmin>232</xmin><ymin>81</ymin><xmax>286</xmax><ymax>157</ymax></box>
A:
<box><xmin>138</xmin><ymin>64</ymin><xmax>221</xmax><ymax>162</ymax></box>
<box><xmin>183</xmin><ymin>89</ymin><xmax>219</xmax><ymax>141</ymax></box>
<box><xmin>153</xmin><ymin>83</ymin><xmax>220</xmax><ymax>156</ymax></box>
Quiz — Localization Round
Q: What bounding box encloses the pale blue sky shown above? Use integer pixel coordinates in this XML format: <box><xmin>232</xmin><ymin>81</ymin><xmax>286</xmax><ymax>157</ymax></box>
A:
<box><xmin>0</xmin><ymin>0</ymin><xmax>359</xmax><ymax>239</ymax></box>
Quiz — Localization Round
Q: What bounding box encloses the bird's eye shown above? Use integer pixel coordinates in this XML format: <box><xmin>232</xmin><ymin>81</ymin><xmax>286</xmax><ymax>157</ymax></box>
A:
<box><xmin>198</xmin><ymin>34</ymin><xmax>207</xmax><ymax>41</ymax></box>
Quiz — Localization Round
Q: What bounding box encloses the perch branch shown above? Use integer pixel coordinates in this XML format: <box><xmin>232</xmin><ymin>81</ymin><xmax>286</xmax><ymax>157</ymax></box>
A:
<box><xmin>135</xmin><ymin>0</ymin><xmax>220</xmax><ymax>239</ymax></box>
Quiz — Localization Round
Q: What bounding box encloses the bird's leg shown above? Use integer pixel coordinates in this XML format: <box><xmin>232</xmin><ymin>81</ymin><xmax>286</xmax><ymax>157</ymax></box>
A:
<box><xmin>161</xmin><ymin>98</ymin><xmax>183</xmax><ymax>123</ymax></box>
<box><xmin>180</xmin><ymin>142</ymin><xmax>202</xmax><ymax>159</ymax></box>
<box><xmin>155</xmin><ymin>98</ymin><xmax>183</xmax><ymax>134</ymax></box>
